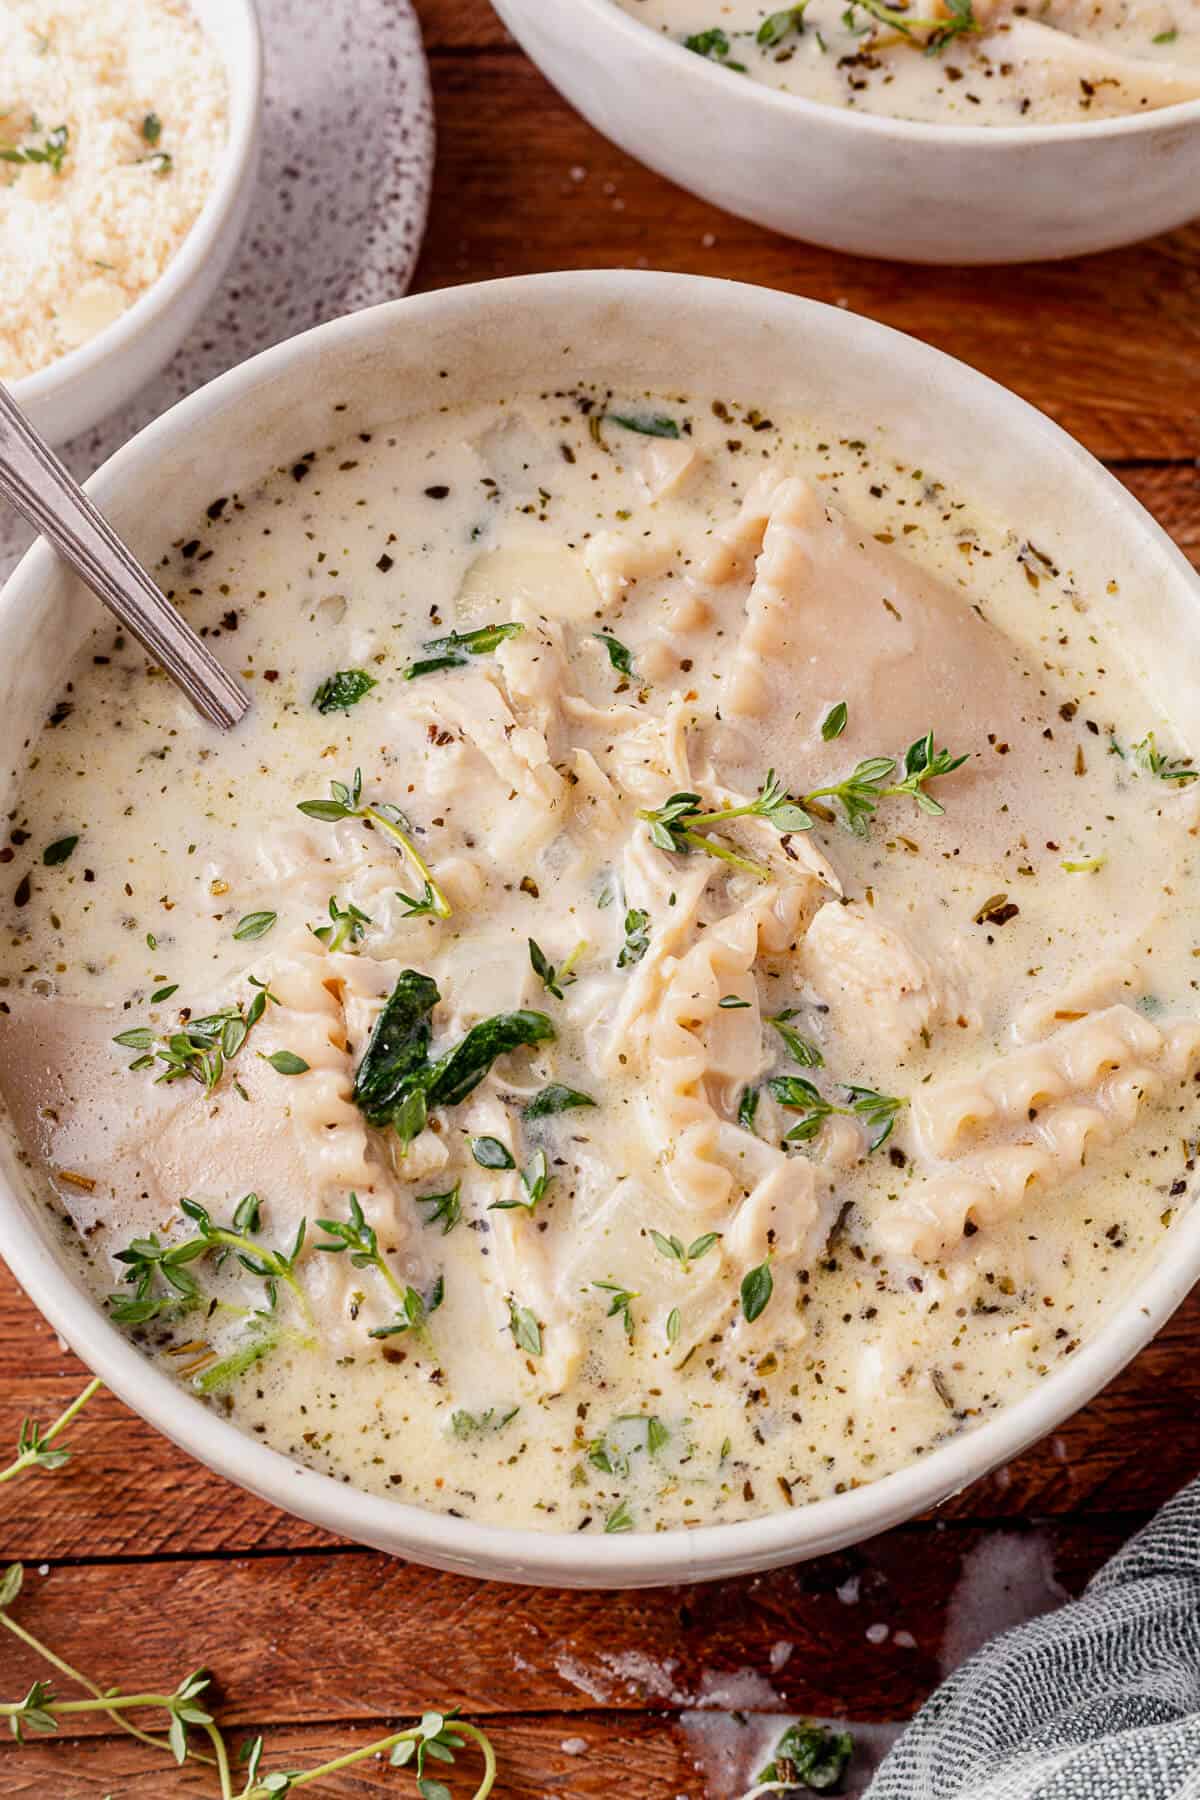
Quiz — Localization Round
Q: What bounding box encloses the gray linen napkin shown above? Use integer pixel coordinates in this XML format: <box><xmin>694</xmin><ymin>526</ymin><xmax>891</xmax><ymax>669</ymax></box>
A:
<box><xmin>866</xmin><ymin>1479</ymin><xmax>1200</xmax><ymax>1799</ymax></box>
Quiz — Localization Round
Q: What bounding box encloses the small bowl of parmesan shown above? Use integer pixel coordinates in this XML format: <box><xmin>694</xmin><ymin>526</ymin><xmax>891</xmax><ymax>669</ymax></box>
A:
<box><xmin>1</xmin><ymin>0</ymin><xmax>262</xmax><ymax>445</ymax></box>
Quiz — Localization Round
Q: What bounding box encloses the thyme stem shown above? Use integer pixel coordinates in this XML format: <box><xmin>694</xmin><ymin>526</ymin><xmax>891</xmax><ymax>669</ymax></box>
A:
<box><xmin>0</xmin><ymin>1377</ymin><xmax>102</xmax><ymax>1485</ymax></box>
<box><xmin>363</xmin><ymin>806</ymin><xmax>452</xmax><ymax>919</ymax></box>
<box><xmin>0</xmin><ymin>1610</ymin><xmax>215</xmax><ymax>1765</ymax></box>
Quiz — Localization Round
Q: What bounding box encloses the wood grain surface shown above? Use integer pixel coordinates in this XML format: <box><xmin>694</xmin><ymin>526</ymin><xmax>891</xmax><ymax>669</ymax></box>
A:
<box><xmin>2</xmin><ymin>1</ymin><xmax>1199</xmax><ymax>1794</ymax></box>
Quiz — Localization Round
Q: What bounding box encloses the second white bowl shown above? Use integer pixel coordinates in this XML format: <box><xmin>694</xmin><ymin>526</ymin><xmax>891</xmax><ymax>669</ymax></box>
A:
<box><xmin>493</xmin><ymin>0</ymin><xmax>1200</xmax><ymax>263</ymax></box>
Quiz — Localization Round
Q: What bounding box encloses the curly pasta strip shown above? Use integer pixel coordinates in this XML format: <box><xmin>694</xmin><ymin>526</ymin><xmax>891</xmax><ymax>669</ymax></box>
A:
<box><xmin>650</xmin><ymin>884</ymin><xmax>817</xmax><ymax>1228</ymax></box>
<box><xmin>883</xmin><ymin>1006</ymin><xmax>1200</xmax><ymax>1260</ymax></box>
<box><xmin>258</xmin><ymin>931</ymin><xmax>378</xmax><ymax>1197</ymax></box>
<box><xmin>911</xmin><ymin>1005</ymin><xmax>1176</xmax><ymax>1159</ymax></box>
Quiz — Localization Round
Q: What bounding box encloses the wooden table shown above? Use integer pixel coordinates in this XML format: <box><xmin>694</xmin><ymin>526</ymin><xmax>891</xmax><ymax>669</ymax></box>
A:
<box><xmin>3</xmin><ymin>2</ymin><xmax>1199</xmax><ymax>1793</ymax></box>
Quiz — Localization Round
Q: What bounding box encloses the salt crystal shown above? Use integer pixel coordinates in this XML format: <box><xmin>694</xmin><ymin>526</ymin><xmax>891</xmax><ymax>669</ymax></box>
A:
<box><xmin>866</xmin><ymin>1622</ymin><xmax>890</xmax><ymax>1644</ymax></box>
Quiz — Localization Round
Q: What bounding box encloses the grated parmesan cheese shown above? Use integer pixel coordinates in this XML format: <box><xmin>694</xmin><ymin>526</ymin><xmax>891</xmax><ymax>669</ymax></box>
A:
<box><xmin>0</xmin><ymin>0</ymin><xmax>227</xmax><ymax>381</ymax></box>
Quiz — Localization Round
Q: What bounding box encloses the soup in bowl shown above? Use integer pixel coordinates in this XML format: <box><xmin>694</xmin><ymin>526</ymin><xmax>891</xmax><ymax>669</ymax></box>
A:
<box><xmin>0</xmin><ymin>272</ymin><xmax>1197</xmax><ymax>1586</ymax></box>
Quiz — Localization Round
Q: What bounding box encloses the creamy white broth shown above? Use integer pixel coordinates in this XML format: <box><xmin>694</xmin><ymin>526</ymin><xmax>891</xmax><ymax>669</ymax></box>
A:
<box><xmin>613</xmin><ymin>0</ymin><xmax>1200</xmax><ymax>125</ymax></box>
<box><xmin>1</xmin><ymin>386</ymin><xmax>1198</xmax><ymax>1534</ymax></box>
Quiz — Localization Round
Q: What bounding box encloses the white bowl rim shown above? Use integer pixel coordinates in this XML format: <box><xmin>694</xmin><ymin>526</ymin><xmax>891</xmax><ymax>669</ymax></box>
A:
<box><xmin>2</xmin><ymin>268</ymin><xmax>1199</xmax><ymax>1584</ymax></box>
<box><xmin>9</xmin><ymin>0</ymin><xmax>263</xmax><ymax>409</ymax></box>
<box><xmin>565</xmin><ymin>0</ymin><xmax>1200</xmax><ymax>145</ymax></box>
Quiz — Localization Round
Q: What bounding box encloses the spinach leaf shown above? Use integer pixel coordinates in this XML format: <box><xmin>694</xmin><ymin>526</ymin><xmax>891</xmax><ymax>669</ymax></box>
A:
<box><xmin>424</xmin><ymin>1010</ymin><xmax>555</xmax><ymax>1109</ymax></box>
<box><xmin>352</xmin><ymin>970</ymin><xmax>439</xmax><ymax>1122</ymax></box>
<box><xmin>312</xmin><ymin>669</ymin><xmax>377</xmax><ymax>714</ymax></box>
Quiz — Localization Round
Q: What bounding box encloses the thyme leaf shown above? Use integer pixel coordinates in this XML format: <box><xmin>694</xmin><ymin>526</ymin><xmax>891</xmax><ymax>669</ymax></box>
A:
<box><xmin>471</xmin><ymin>1136</ymin><xmax>515</xmax><ymax>1171</ymax></box>
<box><xmin>740</xmin><ymin>1258</ymin><xmax>773</xmax><ymax>1323</ymax></box>
<box><xmin>758</xmin><ymin>3</ymin><xmax>809</xmax><ymax>43</ymax></box>
<box><xmin>770</xmin><ymin>1013</ymin><xmax>824</xmax><ymax>1068</ymax></box>
<box><xmin>509</xmin><ymin>1298</ymin><xmax>542</xmax><ymax>1356</ymax></box>
<box><xmin>233</xmin><ymin>910</ymin><xmax>277</xmax><ymax>942</ymax></box>
<box><xmin>524</xmin><ymin>1083</ymin><xmax>596</xmax><ymax>1119</ymax></box>
<box><xmin>820</xmin><ymin>699</ymin><xmax>848</xmax><ymax>740</ymax></box>
<box><xmin>259</xmin><ymin>1049</ymin><xmax>309</xmax><ymax>1075</ymax></box>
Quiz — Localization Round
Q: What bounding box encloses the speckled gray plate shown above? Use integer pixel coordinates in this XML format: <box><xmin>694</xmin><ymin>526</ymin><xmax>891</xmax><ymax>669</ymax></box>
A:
<box><xmin>0</xmin><ymin>0</ymin><xmax>434</xmax><ymax>580</ymax></box>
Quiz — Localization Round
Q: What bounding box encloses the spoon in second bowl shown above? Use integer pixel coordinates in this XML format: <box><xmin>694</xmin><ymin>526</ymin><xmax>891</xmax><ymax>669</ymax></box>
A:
<box><xmin>0</xmin><ymin>382</ymin><xmax>249</xmax><ymax>731</ymax></box>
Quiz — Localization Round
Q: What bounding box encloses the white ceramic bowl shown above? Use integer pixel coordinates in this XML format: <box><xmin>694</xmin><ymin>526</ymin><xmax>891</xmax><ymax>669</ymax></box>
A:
<box><xmin>2</xmin><ymin>271</ymin><xmax>1198</xmax><ymax>1586</ymax></box>
<box><xmin>9</xmin><ymin>0</ymin><xmax>262</xmax><ymax>447</ymax></box>
<box><xmin>492</xmin><ymin>0</ymin><xmax>1200</xmax><ymax>264</ymax></box>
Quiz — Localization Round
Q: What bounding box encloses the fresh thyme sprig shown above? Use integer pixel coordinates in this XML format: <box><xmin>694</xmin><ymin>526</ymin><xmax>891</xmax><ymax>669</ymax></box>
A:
<box><xmin>489</xmin><ymin>1148</ymin><xmax>554</xmax><ymax>1213</ymax></box>
<box><xmin>368</xmin><ymin>1275</ymin><xmax>445</xmax><ymax>1342</ymax></box>
<box><xmin>1132</xmin><ymin>731</ymin><xmax>1198</xmax><ymax>783</ymax></box>
<box><xmin>770</xmin><ymin>1076</ymin><xmax>905</xmax><ymax>1152</ymax></box>
<box><xmin>311</xmin><ymin>894</ymin><xmax>371</xmax><ymax>950</ymax></box>
<box><xmin>416</xmin><ymin>1181</ymin><xmax>462</xmax><ymax>1235</ymax></box>
<box><xmin>0</xmin><ymin>122</ymin><xmax>69</xmax><ymax>174</ymax></box>
<box><xmin>110</xmin><ymin>1195</ymin><xmax>312</xmax><ymax>1327</ymax></box>
<box><xmin>649</xmin><ymin>1230</ymin><xmax>721</xmax><ymax>1272</ymax></box>
<box><xmin>0</xmin><ymin>1563</ymin><xmax>499</xmax><ymax>1796</ymax></box>
<box><xmin>593</xmin><ymin>1280</ymin><xmax>638</xmax><ymax>1339</ymax></box>
<box><xmin>843</xmin><ymin>0</ymin><xmax>977</xmax><ymax>52</ymax></box>
<box><xmin>638</xmin><ymin>733</ymin><xmax>967</xmax><ymax>868</ymax></box>
<box><xmin>0</xmin><ymin>1378</ymin><xmax>102</xmax><ymax>1486</ymax></box>
<box><xmin>314</xmin><ymin>1193</ymin><xmax>443</xmax><ymax>1342</ymax></box>
<box><xmin>298</xmin><ymin>768</ymin><xmax>452</xmax><ymax>920</ymax></box>
<box><xmin>314</xmin><ymin>1192</ymin><xmax>402</xmax><ymax>1293</ymax></box>
<box><xmin>113</xmin><ymin>977</ymin><xmax>278</xmax><ymax>1097</ymax></box>
<box><xmin>528</xmin><ymin>937</ymin><xmax>582</xmax><ymax>1000</ymax></box>
<box><xmin>617</xmin><ymin>908</ymin><xmax>651</xmax><ymax>969</ymax></box>
<box><xmin>397</xmin><ymin>881</ymin><xmax>444</xmax><ymax>918</ymax></box>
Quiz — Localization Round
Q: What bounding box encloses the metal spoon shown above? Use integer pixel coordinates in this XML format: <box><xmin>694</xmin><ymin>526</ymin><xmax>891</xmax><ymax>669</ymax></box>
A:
<box><xmin>0</xmin><ymin>382</ymin><xmax>249</xmax><ymax>730</ymax></box>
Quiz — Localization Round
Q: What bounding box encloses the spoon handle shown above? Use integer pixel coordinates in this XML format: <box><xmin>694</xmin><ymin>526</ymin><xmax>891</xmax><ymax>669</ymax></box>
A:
<box><xmin>0</xmin><ymin>383</ymin><xmax>249</xmax><ymax>731</ymax></box>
